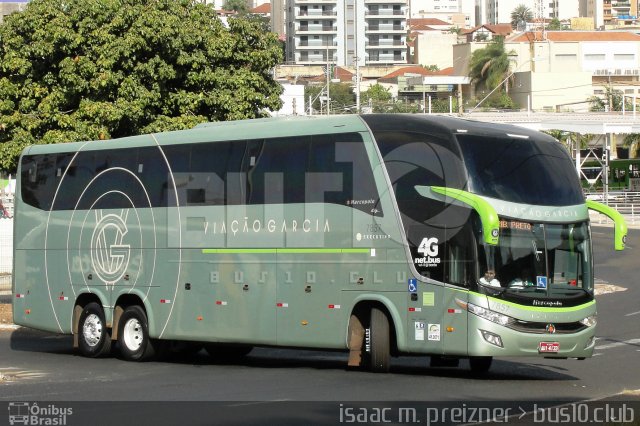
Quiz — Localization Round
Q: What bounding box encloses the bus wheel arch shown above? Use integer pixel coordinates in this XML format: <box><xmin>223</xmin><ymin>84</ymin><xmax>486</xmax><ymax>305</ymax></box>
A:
<box><xmin>347</xmin><ymin>301</ymin><xmax>398</xmax><ymax>373</ymax></box>
<box><xmin>111</xmin><ymin>294</ymin><xmax>146</xmax><ymax>342</ymax></box>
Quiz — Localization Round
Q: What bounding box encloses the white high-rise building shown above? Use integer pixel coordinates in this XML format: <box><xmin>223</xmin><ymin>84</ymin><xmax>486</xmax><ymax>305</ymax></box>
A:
<box><xmin>411</xmin><ymin>0</ymin><xmax>459</xmax><ymax>13</ymax></box>
<box><xmin>475</xmin><ymin>0</ymin><xmax>581</xmax><ymax>25</ymax></box>
<box><xmin>409</xmin><ymin>0</ymin><xmax>475</xmax><ymax>27</ymax></box>
<box><xmin>285</xmin><ymin>0</ymin><xmax>408</xmax><ymax>66</ymax></box>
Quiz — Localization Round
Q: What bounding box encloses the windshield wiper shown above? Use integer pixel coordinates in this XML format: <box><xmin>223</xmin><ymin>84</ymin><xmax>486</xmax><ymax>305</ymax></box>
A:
<box><xmin>532</xmin><ymin>240</ymin><xmax>542</xmax><ymax>262</ymax></box>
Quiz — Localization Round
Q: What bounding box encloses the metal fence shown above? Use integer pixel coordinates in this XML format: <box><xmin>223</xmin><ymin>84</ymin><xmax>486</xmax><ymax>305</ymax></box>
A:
<box><xmin>586</xmin><ymin>191</ymin><xmax>640</xmax><ymax>226</ymax></box>
<box><xmin>0</xmin><ymin>218</ymin><xmax>12</xmax><ymax>294</ymax></box>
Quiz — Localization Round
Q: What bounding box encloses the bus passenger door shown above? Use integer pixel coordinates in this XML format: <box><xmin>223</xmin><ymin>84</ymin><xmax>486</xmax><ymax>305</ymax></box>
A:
<box><xmin>442</xmin><ymin>286</ymin><xmax>468</xmax><ymax>357</ymax></box>
<box><xmin>441</xmin><ymin>227</ymin><xmax>474</xmax><ymax>356</ymax></box>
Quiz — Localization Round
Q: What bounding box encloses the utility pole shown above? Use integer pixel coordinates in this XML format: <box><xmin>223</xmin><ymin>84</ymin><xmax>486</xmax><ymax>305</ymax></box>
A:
<box><xmin>355</xmin><ymin>57</ymin><xmax>361</xmax><ymax>114</ymax></box>
<box><xmin>326</xmin><ymin>46</ymin><xmax>330</xmax><ymax>115</ymax></box>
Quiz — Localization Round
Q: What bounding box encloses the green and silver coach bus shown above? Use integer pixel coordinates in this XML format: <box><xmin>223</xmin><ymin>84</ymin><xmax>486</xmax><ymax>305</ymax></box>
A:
<box><xmin>13</xmin><ymin>114</ymin><xmax>627</xmax><ymax>373</ymax></box>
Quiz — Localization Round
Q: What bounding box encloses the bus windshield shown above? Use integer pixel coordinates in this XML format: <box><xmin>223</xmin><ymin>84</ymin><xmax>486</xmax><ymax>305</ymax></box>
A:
<box><xmin>457</xmin><ymin>134</ymin><xmax>584</xmax><ymax>206</ymax></box>
<box><xmin>477</xmin><ymin>220</ymin><xmax>593</xmax><ymax>305</ymax></box>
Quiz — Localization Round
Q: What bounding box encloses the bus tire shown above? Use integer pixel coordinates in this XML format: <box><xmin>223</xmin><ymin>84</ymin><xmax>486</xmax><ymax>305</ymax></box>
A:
<box><xmin>78</xmin><ymin>302</ymin><xmax>112</xmax><ymax>358</ymax></box>
<box><xmin>117</xmin><ymin>305</ymin><xmax>155</xmax><ymax>361</ymax></box>
<box><xmin>469</xmin><ymin>356</ymin><xmax>493</xmax><ymax>374</ymax></box>
<box><xmin>367</xmin><ymin>307</ymin><xmax>391</xmax><ymax>373</ymax></box>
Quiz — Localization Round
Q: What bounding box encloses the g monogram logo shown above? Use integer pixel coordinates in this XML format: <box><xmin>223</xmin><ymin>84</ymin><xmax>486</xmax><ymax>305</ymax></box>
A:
<box><xmin>90</xmin><ymin>210</ymin><xmax>131</xmax><ymax>285</ymax></box>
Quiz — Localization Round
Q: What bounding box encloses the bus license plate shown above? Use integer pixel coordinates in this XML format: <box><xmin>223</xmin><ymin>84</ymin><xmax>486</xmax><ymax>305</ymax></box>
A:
<box><xmin>538</xmin><ymin>342</ymin><xmax>560</xmax><ymax>353</ymax></box>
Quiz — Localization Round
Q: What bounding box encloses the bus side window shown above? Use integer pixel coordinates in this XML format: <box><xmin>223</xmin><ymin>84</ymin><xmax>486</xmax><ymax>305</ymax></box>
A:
<box><xmin>309</xmin><ymin>133</ymin><xmax>381</xmax><ymax>215</ymax></box>
<box><xmin>225</xmin><ymin>140</ymin><xmax>248</xmax><ymax>206</ymax></box>
<box><xmin>190</xmin><ymin>142</ymin><xmax>233</xmax><ymax>206</ymax></box>
<box><xmin>54</xmin><ymin>151</ymin><xmax>96</xmax><ymax>210</ymax></box>
<box><xmin>97</xmin><ymin>149</ymin><xmax>140</xmax><ymax>208</ymax></box>
<box><xmin>20</xmin><ymin>154</ymin><xmax>56</xmax><ymax>210</ymax></box>
<box><xmin>51</xmin><ymin>153</ymin><xmax>76</xmax><ymax>210</ymax></box>
<box><xmin>246</xmin><ymin>136</ymin><xmax>309</xmax><ymax>205</ymax></box>
<box><xmin>138</xmin><ymin>147</ymin><xmax>172</xmax><ymax>207</ymax></box>
<box><xmin>77</xmin><ymin>149</ymin><xmax>141</xmax><ymax>210</ymax></box>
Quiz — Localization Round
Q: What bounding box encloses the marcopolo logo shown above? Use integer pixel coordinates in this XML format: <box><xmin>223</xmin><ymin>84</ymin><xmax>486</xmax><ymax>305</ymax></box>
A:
<box><xmin>90</xmin><ymin>210</ymin><xmax>131</xmax><ymax>285</ymax></box>
<box><xmin>8</xmin><ymin>402</ymin><xmax>73</xmax><ymax>425</ymax></box>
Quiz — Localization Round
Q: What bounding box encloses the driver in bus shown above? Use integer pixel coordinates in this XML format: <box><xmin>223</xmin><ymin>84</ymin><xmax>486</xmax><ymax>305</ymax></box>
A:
<box><xmin>479</xmin><ymin>270</ymin><xmax>501</xmax><ymax>287</ymax></box>
<box><xmin>509</xmin><ymin>270</ymin><xmax>534</xmax><ymax>288</ymax></box>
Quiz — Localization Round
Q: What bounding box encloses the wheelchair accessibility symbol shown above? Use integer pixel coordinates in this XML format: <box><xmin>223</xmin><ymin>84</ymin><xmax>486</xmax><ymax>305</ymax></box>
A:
<box><xmin>537</xmin><ymin>276</ymin><xmax>548</xmax><ymax>289</ymax></box>
<box><xmin>408</xmin><ymin>278</ymin><xmax>417</xmax><ymax>293</ymax></box>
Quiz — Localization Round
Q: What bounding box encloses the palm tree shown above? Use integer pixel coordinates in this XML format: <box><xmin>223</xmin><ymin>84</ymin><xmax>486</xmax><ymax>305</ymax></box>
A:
<box><xmin>224</xmin><ymin>0</ymin><xmax>249</xmax><ymax>14</ymax></box>
<box><xmin>511</xmin><ymin>4</ymin><xmax>533</xmax><ymax>30</ymax></box>
<box><xmin>468</xmin><ymin>37</ymin><xmax>516</xmax><ymax>95</ymax></box>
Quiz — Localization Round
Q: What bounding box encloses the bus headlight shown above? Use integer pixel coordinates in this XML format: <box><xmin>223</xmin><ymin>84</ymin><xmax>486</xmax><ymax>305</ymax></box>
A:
<box><xmin>579</xmin><ymin>314</ymin><xmax>597</xmax><ymax>327</ymax></box>
<box><xmin>467</xmin><ymin>303</ymin><xmax>514</xmax><ymax>326</ymax></box>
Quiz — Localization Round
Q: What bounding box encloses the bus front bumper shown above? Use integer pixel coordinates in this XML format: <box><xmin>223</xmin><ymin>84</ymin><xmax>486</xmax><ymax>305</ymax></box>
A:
<box><xmin>467</xmin><ymin>315</ymin><xmax>597</xmax><ymax>359</ymax></box>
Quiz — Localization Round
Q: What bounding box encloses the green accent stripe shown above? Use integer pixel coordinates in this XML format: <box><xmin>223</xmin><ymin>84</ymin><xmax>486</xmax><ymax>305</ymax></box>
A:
<box><xmin>586</xmin><ymin>200</ymin><xmax>628</xmax><ymax>251</ymax></box>
<box><xmin>483</xmin><ymin>293</ymin><xmax>596</xmax><ymax>313</ymax></box>
<box><xmin>202</xmin><ymin>248</ymin><xmax>370</xmax><ymax>254</ymax></box>
<box><xmin>415</xmin><ymin>186</ymin><xmax>500</xmax><ymax>246</ymax></box>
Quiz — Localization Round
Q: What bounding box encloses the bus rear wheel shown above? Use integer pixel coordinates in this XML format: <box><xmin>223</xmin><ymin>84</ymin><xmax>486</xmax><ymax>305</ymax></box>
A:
<box><xmin>366</xmin><ymin>307</ymin><xmax>391</xmax><ymax>373</ymax></box>
<box><xmin>469</xmin><ymin>356</ymin><xmax>493</xmax><ymax>374</ymax></box>
<box><xmin>77</xmin><ymin>302</ymin><xmax>112</xmax><ymax>358</ymax></box>
<box><xmin>117</xmin><ymin>306</ymin><xmax>155</xmax><ymax>361</ymax></box>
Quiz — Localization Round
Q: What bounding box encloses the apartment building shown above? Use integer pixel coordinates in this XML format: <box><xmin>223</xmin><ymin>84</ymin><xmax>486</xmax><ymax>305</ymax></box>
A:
<box><xmin>454</xmin><ymin>31</ymin><xmax>640</xmax><ymax>111</ymax></box>
<box><xmin>476</xmin><ymin>0</ymin><xmax>580</xmax><ymax>26</ymax></box>
<box><xmin>409</xmin><ymin>0</ymin><xmax>475</xmax><ymax>27</ymax></box>
<box><xmin>586</xmin><ymin>0</ymin><xmax>639</xmax><ymax>29</ymax></box>
<box><xmin>285</xmin><ymin>0</ymin><xmax>408</xmax><ymax>66</ymax></box>
<box><xmin>271</xmin><ymin>0</ymin><xmax>286</xmax><ymax>36</ymax></box>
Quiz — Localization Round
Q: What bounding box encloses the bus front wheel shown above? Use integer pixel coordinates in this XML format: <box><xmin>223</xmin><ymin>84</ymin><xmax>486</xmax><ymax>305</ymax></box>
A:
<box><xmin>77</xmin><ymin>302</ymin><xmax>112</xmax><ymax>358</ymax></box>
<box><xmin>117</xmin><ymin>306</ymin><xmax>155</xmax><ymax>361</ymax></box>
<box><xmin>366</xmin><ymin>307</ymin><xmax>391</xmax><ymax>373</ymax></box>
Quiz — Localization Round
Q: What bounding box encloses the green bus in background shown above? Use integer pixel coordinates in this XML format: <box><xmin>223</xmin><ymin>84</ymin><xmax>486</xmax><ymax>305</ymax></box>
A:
<box><xmin>12</xmin><ymin>114</ymin><xmax>627</xmax><ymax>373</ymax></box>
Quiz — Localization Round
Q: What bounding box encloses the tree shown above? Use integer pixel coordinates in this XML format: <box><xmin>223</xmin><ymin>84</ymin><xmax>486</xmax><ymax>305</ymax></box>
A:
<box><xmin>511</xmin><ymin>4</ymin><xmax>533</xmax><ymax>30</ymax></box>
<box><xmin>468</xmin><ymin>37</ymin><xmax>516</xmax><ymax>95</ymax></box>
<box><xmin>304</xmin><ymin>83</ymin><xmax>355</xmax><ymax>114</ymax></box>
<box><xmin>588</xmin><ymin>86</ymin><xmax>632</xmax><ymax>112</ymax></box>
<box><xmin>224</xmin><ymin>0</ymin><xmax>249</xmax><ymax>14</ymax></box>
<box><xmin>543</xmin><ymin>130</ymin><xmax>593</xmax><ymax>150</ymax></box>
<box><xmin>548</xmin><ymin>17</ymin><xmax>562</xmax><ymax>30</ymax></box>
<box><xmin>388</xmin><ymin>100</ymin><xmax>421</xmax><ymax>114</ymax></box>
<box><xmin>0</xmin><ymin>0</ymin><xmax>283</xmax><ymax>172</ymax></box>
<box><xmin>361</xmin><ymin>84</ymin><xmax>392</xmax><ymax>112</ymax></box>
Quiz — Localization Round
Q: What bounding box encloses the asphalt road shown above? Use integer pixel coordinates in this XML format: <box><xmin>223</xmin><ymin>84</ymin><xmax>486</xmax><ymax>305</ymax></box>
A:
<box><xmin>0</xmin><ymin>227</ymin><xmax>638</xmax><ymax>425</ymax></box>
